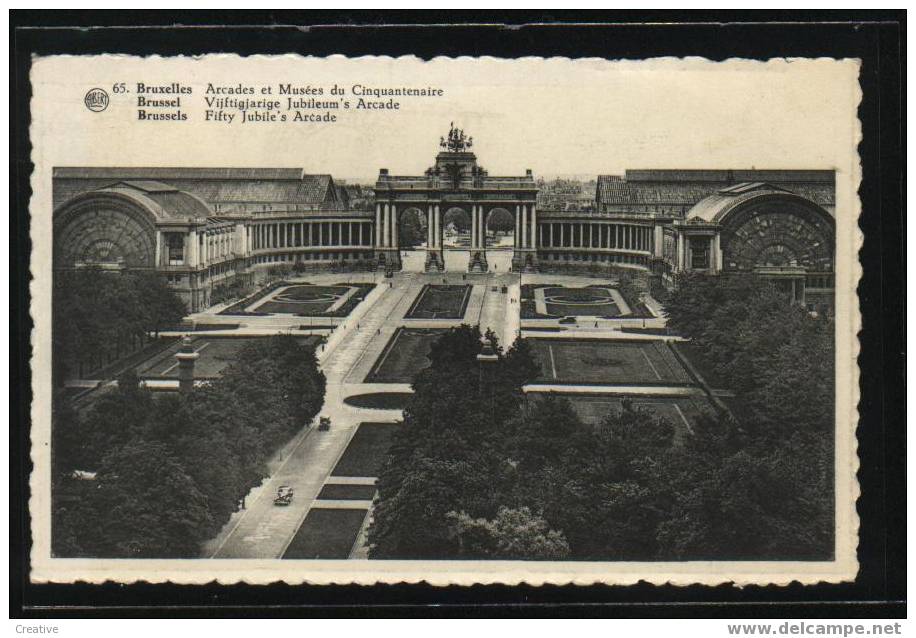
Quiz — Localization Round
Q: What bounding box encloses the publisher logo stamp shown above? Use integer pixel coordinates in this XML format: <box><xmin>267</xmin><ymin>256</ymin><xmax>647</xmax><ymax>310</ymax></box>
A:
<box><xmin>84</xmin><ymin>88</ymin><xmax>109</xmax><ymax>112</ymax></box>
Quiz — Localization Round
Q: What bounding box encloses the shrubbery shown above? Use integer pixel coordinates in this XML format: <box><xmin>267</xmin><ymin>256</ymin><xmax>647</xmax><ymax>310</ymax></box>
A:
<box><xmin>209</xmin><ymin>278</ymin><xmax>250</xmax><ymax>306</ymax></box>
<box><xmin>51</xmin><ymin>335</ymin><xmax>326</xmax><ymax>558</ymax></box>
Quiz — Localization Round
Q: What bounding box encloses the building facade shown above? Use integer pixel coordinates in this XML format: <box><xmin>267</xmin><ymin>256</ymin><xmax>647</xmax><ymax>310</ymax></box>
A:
<box><xmin>53</xmin><ymin>167</ymin><xmax>373</xmax><ymax>311</ymax></box>
<box><xmin>52</xmin><ymin>131</ymin><xmax>836</xmax><ymax>312</ymax></box>
<box><xmin>373</xmin><ymin>125</ymin><xmax>538</xmax><ymax>273</ymax></box>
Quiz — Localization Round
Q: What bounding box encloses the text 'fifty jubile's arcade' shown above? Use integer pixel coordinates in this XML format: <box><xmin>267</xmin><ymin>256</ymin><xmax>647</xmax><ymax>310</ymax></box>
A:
<box><xmin>90</xmin><ymin>82</ymin><xmax>447</xmax><ymax>124</ymax></box>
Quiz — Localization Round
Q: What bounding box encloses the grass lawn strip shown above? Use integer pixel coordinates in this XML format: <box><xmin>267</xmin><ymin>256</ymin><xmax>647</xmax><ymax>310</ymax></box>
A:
<box><xmin>529</xmin><ymin>338</ymin><xmax>692</xmax><ymax>385</ymax></box>
<box><xmin>331</xmin><ymin>422</ymin><xmax>402</xmax><ymax>477</ymax></box>
<box><xmin>364</xmin><ymin>328</ymin><xmax>448</xmax><ymax>383</ymax></box>
<box><xmin>281</xmin><ymin>509</ymin><xmax>368</xmax><ymax>559</ymax></box>
<box><xmin>405</xmin><ymin>284</ymin><xmax>472</xmax><ymax>319</ymax></box>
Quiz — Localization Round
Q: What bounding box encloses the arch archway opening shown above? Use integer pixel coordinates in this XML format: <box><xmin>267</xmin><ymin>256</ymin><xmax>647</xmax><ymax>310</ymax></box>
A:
<box><xmin>485</xmin><ymin>208</ymin><xmax>514</xmax><ymax>248</ymax></box>
<box><xmin>397</xmin><ymin>207</ymin><xmax>427</xmax><ymax>250</ymax></box>
<box><xmin>442</xmin><ymin>207</ymin><xmax>471</xmax><ymax>249</ymax></box>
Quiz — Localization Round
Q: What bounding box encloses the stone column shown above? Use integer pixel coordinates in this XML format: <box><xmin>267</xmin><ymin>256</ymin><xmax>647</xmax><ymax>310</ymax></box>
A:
<box><xmin>469</xmin><ymin>205</ymin><xmax>476</xmax><ymax>248</ymax></box>
<box><xmin>390</xmin><ymin>205</ymin><xmax>397</xmax><ymax>249</ymax></box>
<box><xmin>188</xmin><ymin>230</ymin><xmax>198</xmax><ymax>267</ymax></box>
<box><xmin>515</xmin><ymin>205</ymin><xmax>521</xmax><ymax>248</ymax></box>
<box><xmin>530</xmin><ymin>205</ymin><xmax>537</xmax><ymax>249</ymax></box>
<box><xmin>384</xmin><ymin>208</ymin><xmax>390</xmax><ymax>248</ymax></box>
<box><xmin>375</xmin><ymin>204</ymin><xmax>382</xmax><ymax>247</ymax></box>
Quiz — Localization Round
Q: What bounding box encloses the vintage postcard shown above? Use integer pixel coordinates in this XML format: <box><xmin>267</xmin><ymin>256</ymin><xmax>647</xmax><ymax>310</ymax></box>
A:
<box><xmin>28</xmin><ymin>54</ymin><xmax>861</xmax><ymax>586</ymax></box>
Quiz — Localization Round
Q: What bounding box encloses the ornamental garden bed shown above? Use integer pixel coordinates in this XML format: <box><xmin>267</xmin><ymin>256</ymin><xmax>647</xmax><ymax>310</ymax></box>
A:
<box><xmin>342</xmin><ymin>392</ymin><xmax>413</xmax><ymax>410</ymax></box>
<box><xmin>520</xmin><ymin>283</ymin><xmax>655</xmax><ymax>319</ymax></box>
<box><xmin>219</xmin><ymin>282</ymin><xmax>375</xmax><ymax>318</ymax></box>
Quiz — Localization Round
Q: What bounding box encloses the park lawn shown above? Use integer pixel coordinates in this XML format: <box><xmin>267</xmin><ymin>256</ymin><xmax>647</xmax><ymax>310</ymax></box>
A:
<box><xmin>138</xmin><ymin>336</ymin><xmax>321</xmax><ymax>379</ymax></box>
<box><xmin>405</xmin><ymin>284</ymin><xmax>471</xmax><ymax>319</ymax></box>
<box><xmin>558</xmin><ymin>393</ymin><xmax>714</xmax><ymax>446</ymax></box>
<box><xmin>331</xmin><ymin>422</ymin><xmax>402</xmax><ymax>477</ymax></box>
<box><xmin>528</xmin><ymin>338</ymin><xmax>692</xmax><ymax>385</ymax></box>
<box><xmin>364</xmin><ymin>328</ymin><xmax>448</xmax><ymax>383</ymax></box>
<box><xmin>281</xmin><ymin>508</ymin><xmax>368</xmax><ymax>559</ymax></box>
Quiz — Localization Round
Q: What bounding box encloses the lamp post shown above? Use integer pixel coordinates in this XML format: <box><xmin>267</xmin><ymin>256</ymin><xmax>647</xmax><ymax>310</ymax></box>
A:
<box><xmin>477</xmin><ymin>341</ymin><xmax>499</xmax><ymax>416</ymax></box>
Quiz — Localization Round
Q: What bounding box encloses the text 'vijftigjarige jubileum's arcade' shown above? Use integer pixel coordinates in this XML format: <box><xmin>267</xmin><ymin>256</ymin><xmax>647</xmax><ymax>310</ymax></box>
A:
<box><xmin>100</xmin><ymin>82</ymin><xmax>447</xmax><ymax>123</ymax></box>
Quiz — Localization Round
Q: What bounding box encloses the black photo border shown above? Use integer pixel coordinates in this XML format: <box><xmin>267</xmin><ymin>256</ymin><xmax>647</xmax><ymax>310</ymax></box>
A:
<box><xmin>10</xmin><ymin>10</ymin><xmax>906</xmax><ymax>618</ymax></box>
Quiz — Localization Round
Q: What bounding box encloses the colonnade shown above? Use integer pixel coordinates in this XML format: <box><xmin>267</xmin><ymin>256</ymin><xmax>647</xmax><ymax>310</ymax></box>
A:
<box><xmin>538</xmin><ymin>221</ymin><xmax>654</xmax><ymax>252</ymax></box>
<box><xmin>201</xmin><ymin>226</ymin><xmax>236</xmax><ymax>265</ymax></box>
<box><xmin>251</xmin><ymin>220</ymin><xmax>373</xmax><ymax>251</ymax></box>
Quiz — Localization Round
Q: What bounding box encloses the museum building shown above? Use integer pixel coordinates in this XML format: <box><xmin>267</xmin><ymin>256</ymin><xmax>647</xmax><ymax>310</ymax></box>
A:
<box><xmin>52</xmin><ymin>130</ymin><xmax>836</xmax><ymax>312</ymax></box>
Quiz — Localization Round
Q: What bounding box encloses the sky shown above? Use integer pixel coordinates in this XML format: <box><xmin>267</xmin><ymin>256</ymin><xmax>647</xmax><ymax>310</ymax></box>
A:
<box><xmin>32</xmin><ymin>55</ymin><xmax>860</xmax><ymax>183</ymax></box>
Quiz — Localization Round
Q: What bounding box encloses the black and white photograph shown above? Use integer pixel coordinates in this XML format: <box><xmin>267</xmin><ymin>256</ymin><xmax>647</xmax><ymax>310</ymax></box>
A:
<box><xmin>25</xmin><ymin>52</ymin><xmax>863</xmax><ymax>587</ymax></box>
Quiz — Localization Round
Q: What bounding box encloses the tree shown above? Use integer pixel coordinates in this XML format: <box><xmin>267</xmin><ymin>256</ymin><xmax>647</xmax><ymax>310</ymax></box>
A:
<box><xmin>398</xmin><ymin>212</ymin><xmax>426</xmax><ymax>248</ymax></box>
<box><xmin>447</xmin><ymin>506</ymin><xmax>570</xmax><ymax>559</ymax></box>
<box><xmin>52</xmin><ymin>333</ymin><xmax>328</xmax><ymax>557</ymax></box>
<box><xmin>487</xmin><ymin>210</ymin><xmax>514</xmax><ymax>234</ymax></box>
<box><xmin>52</xmin><ymin>268</ymin><xmax>186</xmax><ymax>383</ymax></box>
<box><xmin>89</xmin><ymin>439</ymin><xmax>213</xmax><ymax>557</ymax></box>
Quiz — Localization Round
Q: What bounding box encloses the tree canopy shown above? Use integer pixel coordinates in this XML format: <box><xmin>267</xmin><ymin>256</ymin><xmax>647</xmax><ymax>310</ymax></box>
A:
<box><xmin>370</xmin><ymin>276</ymin><xmax>834</xmax><ymax>561</ymax></box>
<box><xmin>53</xmin><ymin>268</ymin><xmax>186</xmax><ymax>383</ymax></box>
<box><xmin>51</xmin><ymin>334</ymin><xmax>326</xmax><ymax>558</ymax></box>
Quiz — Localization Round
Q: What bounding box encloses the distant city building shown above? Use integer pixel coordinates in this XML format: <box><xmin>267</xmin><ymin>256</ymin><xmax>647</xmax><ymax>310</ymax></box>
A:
<box><xmin>536</xmin><ymin>177</ymin><xmax>597</xmax><ymax>211</ymax></box>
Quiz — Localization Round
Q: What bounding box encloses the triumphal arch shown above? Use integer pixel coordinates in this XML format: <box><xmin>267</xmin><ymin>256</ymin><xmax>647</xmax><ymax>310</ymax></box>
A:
<box><xmin>373</xmin><ymin>125</ymin><xmax>538</xmax><ymax>272</ymax></box>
